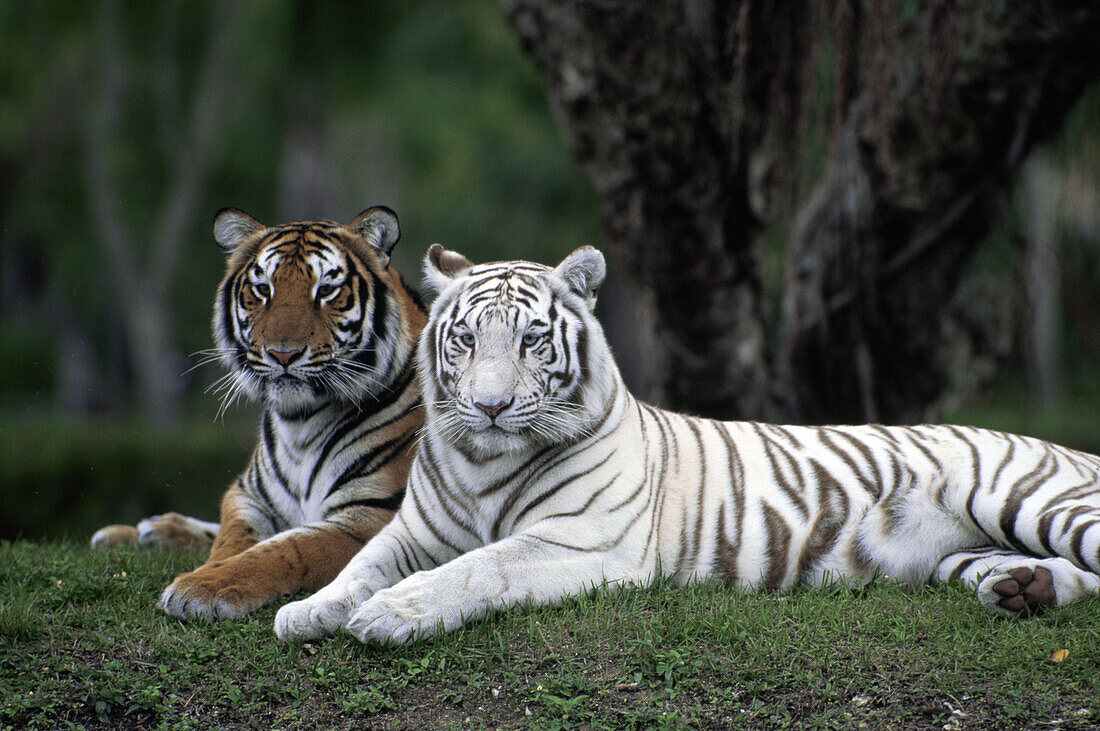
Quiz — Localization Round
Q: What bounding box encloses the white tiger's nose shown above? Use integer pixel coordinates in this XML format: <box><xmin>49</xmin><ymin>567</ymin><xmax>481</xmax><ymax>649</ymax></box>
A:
<box><xmin>468</xmin><ymin>352</ymin><xmax>515</xmax><ymax>419</ymax></box>
<box><xmin>474</xmin><ymin>399</ymin><xmax>511</xmax><ymax>419</ymax></box>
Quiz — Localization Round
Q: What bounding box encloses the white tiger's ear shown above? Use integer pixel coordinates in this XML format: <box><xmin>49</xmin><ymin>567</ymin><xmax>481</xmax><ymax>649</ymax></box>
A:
<box><xmin>553</xmin><ymin>246</ymin><xmax>606</xmax><ymax>311</ymax></box>
<box><xmin>424</xmin><ymin>243</ymin><xmax>475</xmax><ymax>293</ymax></box>
<box><xmin>351</xmin><ymin>206</ymin><xmax>400</xmax><ymax>258</ymax></box>
<box><xmin>213</xmin><ymin>208</ymin><xmax>264</xmax><ymax>252</ymax></box>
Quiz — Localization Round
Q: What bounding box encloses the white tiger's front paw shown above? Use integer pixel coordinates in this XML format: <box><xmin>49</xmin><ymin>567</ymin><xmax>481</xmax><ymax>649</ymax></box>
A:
<box><xmin>344</xmin><ymin>573</ymin><xmax>462</xmax><ymax>646</ymax></box>
<box><xmin>273</xmin><ymin>579</ymin><xmax>373</xmax><ymax>642</ymax></box>
<box><xmin>274</xmin><ymin>599</ymin><xmax>338</xmax><ymax>641</ymax></box>
<box><xmin>344</xmin><ymin>589</ymin><xmax>426</xmax><ymax>646</ymax></box>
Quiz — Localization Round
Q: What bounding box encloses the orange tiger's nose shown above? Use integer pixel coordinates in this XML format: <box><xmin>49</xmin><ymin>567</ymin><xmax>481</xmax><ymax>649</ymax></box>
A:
<box><xmin>268</xmin><ymin>348</ymin><xmax>303</xmax><ymax>368</ymax></box>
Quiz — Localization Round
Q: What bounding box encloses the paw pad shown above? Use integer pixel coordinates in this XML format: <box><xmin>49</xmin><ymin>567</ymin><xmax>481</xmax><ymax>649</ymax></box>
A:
<box><xmin>991</xmin><ymin>566</ymin><xmax>1056</xmax><ymax>615</ymax></box>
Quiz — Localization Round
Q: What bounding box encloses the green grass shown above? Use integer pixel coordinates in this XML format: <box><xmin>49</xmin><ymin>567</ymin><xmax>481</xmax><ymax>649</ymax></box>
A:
<box><xmin>3</xmin><ymin>541</ymin><xmax>1100</xmax><ymax>730</ymax></box>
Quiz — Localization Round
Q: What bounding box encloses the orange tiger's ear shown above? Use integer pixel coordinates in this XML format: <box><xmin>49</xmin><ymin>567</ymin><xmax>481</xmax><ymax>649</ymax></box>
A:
<box><xmin>552</xmin><ymin>246</ymin><xmax>605</xmax><ymax>311</ymax></box>
<box><xmin>213</xmin><ymin>208</ymin><xmax>264</xmax><ymax>252</ymax></box>
<box><xmin>423</xmin><ymin>244</ymin><xmax>474</xmax><ymax>293</ymax></box>
<box><xmin>350</xmin><ymin>206</ymin><xmax>400</xmax><ymax>258</ymax></box>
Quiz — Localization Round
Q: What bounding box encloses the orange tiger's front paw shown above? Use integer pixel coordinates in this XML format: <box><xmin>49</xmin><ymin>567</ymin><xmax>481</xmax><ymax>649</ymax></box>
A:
<box><xmin>158</xmin><ymin>565</ymin><xmax>271</xmax><ymax>621</ymax></box>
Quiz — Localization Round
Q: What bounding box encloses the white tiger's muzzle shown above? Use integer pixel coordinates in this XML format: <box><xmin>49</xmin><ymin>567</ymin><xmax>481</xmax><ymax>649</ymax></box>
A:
<box><xmin>462</xmin><ymin>355</ymin><xmax>521</xmax><ymax>430</ymax></box>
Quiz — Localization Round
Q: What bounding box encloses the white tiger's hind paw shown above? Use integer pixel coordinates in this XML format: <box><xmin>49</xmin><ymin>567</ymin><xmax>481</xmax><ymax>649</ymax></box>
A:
<box><xmin>977</xmin><ymin>557</ymin><xmax>1100</xmax><ymax>618</ymax></box>
<box><xmin>273</xmin><ymin>580</ymin><xmax>373</xmax><ymax>642</ymax></box>
<box><xmin>979</xmin><ymin>566</ymin><xmax>1056</xmax><ymax>617</ymax></box>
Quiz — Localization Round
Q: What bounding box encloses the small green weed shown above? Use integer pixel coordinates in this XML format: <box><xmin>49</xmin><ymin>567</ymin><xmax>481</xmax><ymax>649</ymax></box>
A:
<box><xmin>342</xmin><ymin>687</ymin><xmax>396</xmax><ymax>715</ymax></box>
<box><xmin>526</xmin><ymin>675</ymin><xmax>598</xmax><ymax>729</ymax></box>
<box><xmin>630</xmin><ymin>632</ymin><xmax>690</xmax><ymax>689</ymax></box>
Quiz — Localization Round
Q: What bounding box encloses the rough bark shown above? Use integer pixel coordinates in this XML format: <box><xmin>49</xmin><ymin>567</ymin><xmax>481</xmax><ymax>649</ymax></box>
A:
<box><xmin>780</xmin><ymin>2</ymin><xmax>1100</xmax><ymax>423</ymax></box>
<box><xmin>1020</xmin><ymin>155</ymin><xmax>1064</xmax><ymax>408</ymax></box>
<box><xmin>506</xmin><ymin>0</ymin><xmax>1100</xmax><ymax>424</ymax></box>
<box><xmin>507</xmin><ymin>1</ymin><xmax>771</xmax><ymax>419</ymax></box>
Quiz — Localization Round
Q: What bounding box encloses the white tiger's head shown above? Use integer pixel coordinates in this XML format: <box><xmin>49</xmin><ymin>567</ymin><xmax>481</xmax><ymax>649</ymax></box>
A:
<box><xmin>420</xmin><ymin>244</ymin><xmax>613</xmax><ymax>457</ymax></box>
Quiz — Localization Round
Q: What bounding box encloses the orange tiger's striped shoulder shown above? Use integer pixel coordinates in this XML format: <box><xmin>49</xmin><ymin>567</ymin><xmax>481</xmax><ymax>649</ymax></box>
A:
<box><xmin>390</xmin><ymin>268</ymin><xmax>430</xmax><ymax>335</ymax></box>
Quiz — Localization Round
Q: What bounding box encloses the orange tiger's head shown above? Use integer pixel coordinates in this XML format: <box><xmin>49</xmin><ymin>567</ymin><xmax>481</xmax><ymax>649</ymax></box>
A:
<box><xmin>209</xmin><ymin>207</ymin><xmax>425</xmax><ymax>415</ymax></box>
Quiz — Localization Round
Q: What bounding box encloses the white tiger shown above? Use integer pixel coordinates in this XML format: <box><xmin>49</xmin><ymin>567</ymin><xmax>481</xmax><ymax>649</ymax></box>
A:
<box><xmin>275</xmin><ymin>244</ymin><xmax>1100</xmax><ymax>645</ymax></box>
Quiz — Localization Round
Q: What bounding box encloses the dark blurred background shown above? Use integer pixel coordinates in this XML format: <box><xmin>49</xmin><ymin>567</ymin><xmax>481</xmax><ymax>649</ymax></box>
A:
<box><xmin>2</xmin><ymin>0</ymin><xmax>1099</xmax><ymax>541</ymax></box>
<box><xmin>0</xmin><ymin>0</ymin><xmax>600</xmax><ymax>540</ymax></box>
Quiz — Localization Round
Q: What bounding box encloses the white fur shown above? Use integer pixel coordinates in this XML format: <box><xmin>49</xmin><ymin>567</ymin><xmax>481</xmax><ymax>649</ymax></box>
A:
<box><xmin>275</xmin><ymin>248</ymin><xmax>1100</xmax><ymax>644</ymax></box>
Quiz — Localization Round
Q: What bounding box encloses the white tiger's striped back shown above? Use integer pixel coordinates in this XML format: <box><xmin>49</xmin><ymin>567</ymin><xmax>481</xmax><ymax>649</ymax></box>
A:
<box><xmin>275</xmin><ymin>245</ymin><xmax>1100</xmax><ymax>644</ymax></box>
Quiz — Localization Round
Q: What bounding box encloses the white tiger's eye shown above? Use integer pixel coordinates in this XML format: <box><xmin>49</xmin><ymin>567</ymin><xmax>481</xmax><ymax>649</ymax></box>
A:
<box><xmin>522</xmin><ymin>332</ymin><xmax>541</xmax><ymax>347</ymax></box>
<box><xmin>459</xmin><ymin>332</ymin><xmax>476</xmax><ymax>348</ymax></box>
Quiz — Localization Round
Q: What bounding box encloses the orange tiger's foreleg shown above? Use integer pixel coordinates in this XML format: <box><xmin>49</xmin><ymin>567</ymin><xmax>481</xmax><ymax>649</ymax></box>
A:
<box><xmin>158</xmin><ymin>489</ymin><xmax>395</xmax><ymax>621</ymax></box>
<box><xmin>205</xmin><ymin>482</ymin><xmax>260</xmax><ymax>561</ymax></box>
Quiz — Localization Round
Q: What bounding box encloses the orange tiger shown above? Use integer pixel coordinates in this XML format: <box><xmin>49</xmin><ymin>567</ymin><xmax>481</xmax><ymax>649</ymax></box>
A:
<box><xmin>92</xmin><ymin>207</ymin><xmax>426</xmax><ymax>621</ymax></box>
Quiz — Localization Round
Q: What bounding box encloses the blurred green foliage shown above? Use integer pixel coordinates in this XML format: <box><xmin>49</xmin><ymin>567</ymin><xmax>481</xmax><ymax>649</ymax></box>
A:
<box><xmin>0</xmin><ymin>414</ymin><xmax>255</xmax><ymax>541</ymax></box>
<box><xmin>0</xmin><ymin>0</ymin><xmax>600</xmax><ymax>414</ymax></box>
<box><xmin>1</xmin><ymin>1</ymin><xmax>1099</xmax><ymax>540</ymax></box>
<box><xmin>947</xmin><ymin>372</ymin><xmax>1100</xmax><ymax>456</ymax></box>
<box><xmin>0</xmin><ymin>0</ymin><xmax>600</xmax><ymax>539</ymax></box>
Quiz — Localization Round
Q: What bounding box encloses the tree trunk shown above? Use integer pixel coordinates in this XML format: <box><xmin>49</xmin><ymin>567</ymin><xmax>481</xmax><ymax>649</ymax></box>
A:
<box><xmin>1020</xmin><ymin>154</ymin><xmax>1064</xmax><ymax>408</ymax></box>
<box><xmin>506</xmin><ymin>0</ymin><xmax>1100</xmax><ymax>424</ymax></box>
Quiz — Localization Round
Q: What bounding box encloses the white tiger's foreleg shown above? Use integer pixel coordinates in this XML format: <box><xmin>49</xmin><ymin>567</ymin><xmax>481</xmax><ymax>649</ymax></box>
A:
<box><xmin>274</xmin><ymin>514</ymin><xmax>448</xmax><ymax>641</ymax></box>
<box><xmin>933</xmin><ymin>549</ymin><xmax>1100</xmax><ymax>617</ymax></box>
<box><xmin>344</xmin><ymin>533</ymin><xmax>634</xmax><ymax>645</ymax></box>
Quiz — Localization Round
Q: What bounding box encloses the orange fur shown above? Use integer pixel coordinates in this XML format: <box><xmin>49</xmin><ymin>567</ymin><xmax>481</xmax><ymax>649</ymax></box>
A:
<box><xmin>94</xmin><ymin>208</ymin><xmax>427</xmax><ymax>622</ymax></box>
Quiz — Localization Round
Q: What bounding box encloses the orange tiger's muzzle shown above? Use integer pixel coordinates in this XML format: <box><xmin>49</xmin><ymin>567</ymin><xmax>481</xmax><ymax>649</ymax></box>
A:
<box><xmin>249</xmin><ymin>266</ymin><xmax>327</xmax><ymax>365</ymax></box>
